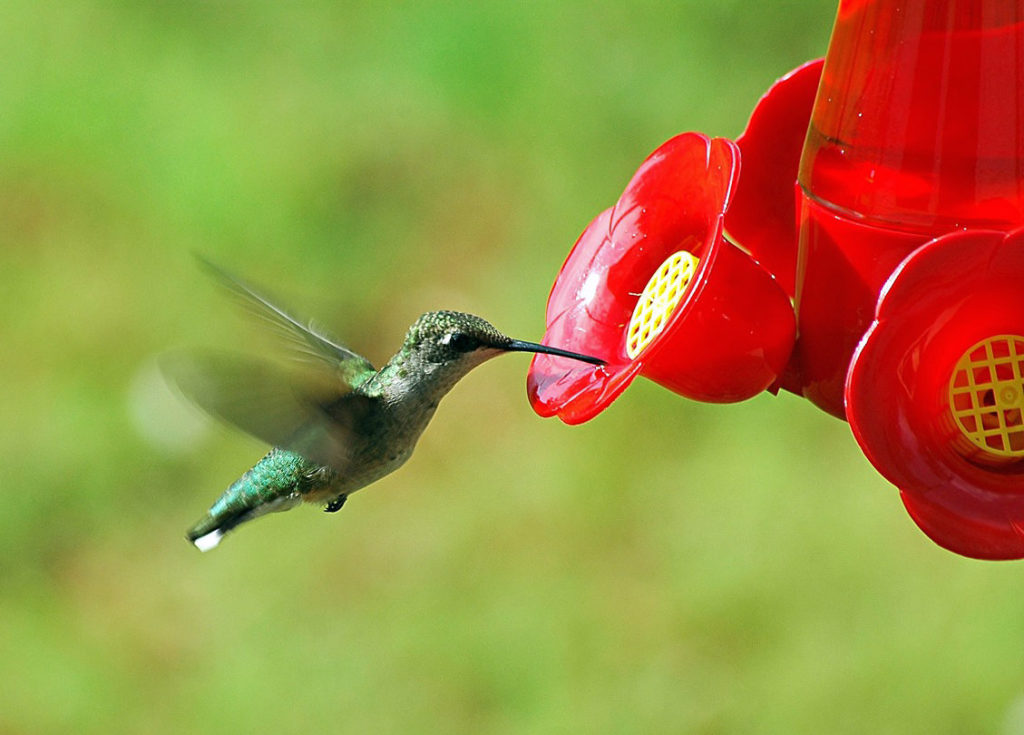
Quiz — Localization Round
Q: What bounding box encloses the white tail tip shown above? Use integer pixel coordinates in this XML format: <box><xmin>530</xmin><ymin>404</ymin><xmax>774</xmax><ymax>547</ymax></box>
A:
<box><xmin>192</xmin><ymin>529</ymin><xmax>224</xmax><ymax>552</ymax></box>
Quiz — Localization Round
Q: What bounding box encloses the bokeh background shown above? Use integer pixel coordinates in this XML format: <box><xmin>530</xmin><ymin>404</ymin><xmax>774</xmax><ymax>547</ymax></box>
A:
<box><xmin>4</xmin><ymin>1</ymin><xmax>1024</xmax><ymax>733</ymax></box>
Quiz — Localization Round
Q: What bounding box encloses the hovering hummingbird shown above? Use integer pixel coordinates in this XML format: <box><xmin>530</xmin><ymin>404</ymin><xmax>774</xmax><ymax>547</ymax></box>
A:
<box><xmin>163</xmin><ymin>261</ymin><xmax>604</xmax><ymax>551</ymax></box>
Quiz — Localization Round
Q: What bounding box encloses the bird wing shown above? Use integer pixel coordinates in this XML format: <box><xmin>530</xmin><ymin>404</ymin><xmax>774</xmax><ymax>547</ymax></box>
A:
<box><xmin>161</xmin><ymin>350</ymin><xmax>376</xmax><ymax>473</ymax></box>
<box><xmin>196</xmin><ymin>255</ymin><xmax>377</xmax><ymax>387</ymax></box>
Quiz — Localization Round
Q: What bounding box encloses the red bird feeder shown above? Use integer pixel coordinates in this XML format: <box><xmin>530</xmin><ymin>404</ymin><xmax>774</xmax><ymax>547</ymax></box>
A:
<box><xmin>528</xmin><ymin>0</ymin><xmax>1024</xmax><ymax>559</ymax></box>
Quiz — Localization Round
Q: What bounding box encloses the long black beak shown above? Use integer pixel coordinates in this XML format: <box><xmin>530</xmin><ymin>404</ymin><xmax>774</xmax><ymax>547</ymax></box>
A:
<box><xmin>504</xmin><ymin>339</ymin><xmax>605</xmax><ymax>366</ymax></box>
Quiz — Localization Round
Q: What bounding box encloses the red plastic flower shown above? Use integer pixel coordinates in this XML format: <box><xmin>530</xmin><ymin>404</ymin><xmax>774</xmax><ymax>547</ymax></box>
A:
<box><xmin>846</xmin><ymin>228</ymin><xmax>1024</xmax><ymax>559</ymax></box>
<box><xmin>528</xmin><ymin>132</ymin><xmax>795</xmax><ymax>424</ymax></box>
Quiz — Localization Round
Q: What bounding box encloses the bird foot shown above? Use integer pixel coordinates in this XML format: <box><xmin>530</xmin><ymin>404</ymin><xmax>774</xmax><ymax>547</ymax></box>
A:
<box><xmin>324</xmin><ymin>495</ymin><xmax>347</xmax><ymax>513</ymax></box>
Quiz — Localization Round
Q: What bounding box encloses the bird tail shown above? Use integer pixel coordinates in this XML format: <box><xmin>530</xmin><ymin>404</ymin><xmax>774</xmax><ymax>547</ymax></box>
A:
<box><xmin>187</xmin><ymin>515</ymin><xmax>233</xmax><ymax>553</ymax></box>
<box><xmin>187</xmin><ymin>494</ymin><xmax>301</xmax><ymax>551</ymax></box>
<box><xmin>186</xmin><ymin>449</ymin><xmax>309</xmax><ymax>551</ymax></box>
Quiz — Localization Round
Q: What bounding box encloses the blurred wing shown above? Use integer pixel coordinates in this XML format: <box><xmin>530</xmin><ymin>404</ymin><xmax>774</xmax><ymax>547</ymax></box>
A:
<box><xmin>196</xmin><ymin>255</ymin><xmax>376</xmax><ymax>386</ymax></box>
<box><xmin>161</xmin><ymin>350</ymin><xmax>376</xmax><ymax>472</ymax></box>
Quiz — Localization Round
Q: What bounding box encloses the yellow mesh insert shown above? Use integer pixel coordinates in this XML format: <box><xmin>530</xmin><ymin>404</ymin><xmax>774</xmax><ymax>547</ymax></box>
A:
<box><xmin>949</xmin><ymin>335</ymin><xmax>1024</xmax><ymax>462</ymax></box>
<box><xmin>625</xmin><ymin>251</ymin><xmax>700</xmax><ymax>360</ymax></box>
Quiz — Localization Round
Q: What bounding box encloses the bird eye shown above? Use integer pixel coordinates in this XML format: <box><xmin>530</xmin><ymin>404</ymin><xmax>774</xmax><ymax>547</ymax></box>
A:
<box><xmin>441</xmin><ymin>331</ymin><xmax>478</xmax><ymax>352</ymax></box>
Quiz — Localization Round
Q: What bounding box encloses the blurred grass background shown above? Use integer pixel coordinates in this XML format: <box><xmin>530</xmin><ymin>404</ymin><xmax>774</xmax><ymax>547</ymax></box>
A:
<box><xmin>3</xmin><ymin>1</ymin><xmax>1024</xmax><ymax>733</ymax></box>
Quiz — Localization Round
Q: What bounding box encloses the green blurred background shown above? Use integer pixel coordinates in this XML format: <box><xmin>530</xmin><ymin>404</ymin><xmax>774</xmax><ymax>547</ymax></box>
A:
<box><xmin>4</xmin><ymin>1</ymin><xmax>1024</xmax><ymax>733</ymax></box>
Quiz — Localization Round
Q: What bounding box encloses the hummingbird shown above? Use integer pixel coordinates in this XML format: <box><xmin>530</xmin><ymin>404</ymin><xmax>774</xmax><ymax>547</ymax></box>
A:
<box><xmin>163</xmin><ymin>260</ymin><xmax>604</xmax><ymax>551</ymax></box>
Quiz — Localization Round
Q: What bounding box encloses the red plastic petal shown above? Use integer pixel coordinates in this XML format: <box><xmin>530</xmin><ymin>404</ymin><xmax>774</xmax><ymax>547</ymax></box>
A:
<box><xmin>728</xmin><ymin>59</ymin><xmax>824</xmax><ymax>297</ymax></box>
<box><xmin>528</xmin><ymin>208</ymin><xmax>642</xmax><ymax>422</ymax></box>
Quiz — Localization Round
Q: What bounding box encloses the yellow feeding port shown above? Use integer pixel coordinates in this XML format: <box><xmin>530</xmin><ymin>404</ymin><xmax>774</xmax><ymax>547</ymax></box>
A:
<box><xmin>948</xmin><ymin>335</ymin><xmax>1024</xmax><ymax>464</ymax></box>
<box><xmin>625</xmin><ymin>250</ymin><xmax>700</xmax><ymax>360</ymax></box>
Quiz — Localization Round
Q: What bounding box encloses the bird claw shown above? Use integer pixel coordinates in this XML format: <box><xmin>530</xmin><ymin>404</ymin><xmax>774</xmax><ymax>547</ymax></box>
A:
<box><xmin>324</xmin><ymin>495</ymin><xmax>347</xmax><ymax>513</ymax></box>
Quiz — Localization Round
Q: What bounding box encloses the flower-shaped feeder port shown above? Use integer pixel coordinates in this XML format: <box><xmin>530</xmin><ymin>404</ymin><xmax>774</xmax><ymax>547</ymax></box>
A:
<box><xmin>527</xmin><ymin>132</ymin><xmax>796</xmax><ymax>424</ymax></box>
<box><xmin>847</xmin><ymin>227</ymin><xmax>1024</xmax><ymax>560</ymax></box>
